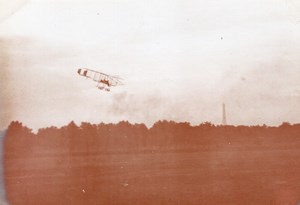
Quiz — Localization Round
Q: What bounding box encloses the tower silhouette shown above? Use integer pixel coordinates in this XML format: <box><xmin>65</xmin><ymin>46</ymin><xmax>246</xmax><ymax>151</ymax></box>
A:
<box><xmin>222</xmin><ymin>103</ymin><xmax>227</xmax><ymax>125</ymax></box>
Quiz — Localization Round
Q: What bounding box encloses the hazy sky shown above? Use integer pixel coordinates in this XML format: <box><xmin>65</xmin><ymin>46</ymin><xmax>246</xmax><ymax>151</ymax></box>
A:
<box><xmin>0</xmin><ymin>0</ymin><xmax>300</xmax><ymax>130</ymax></box>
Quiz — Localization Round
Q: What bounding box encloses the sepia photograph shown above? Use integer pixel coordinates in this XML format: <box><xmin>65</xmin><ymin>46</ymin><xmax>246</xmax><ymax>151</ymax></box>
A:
<box><xmin>0</xmin><ymin>0</ymin><xmax>300</xmax><ymax>204</ymax></box>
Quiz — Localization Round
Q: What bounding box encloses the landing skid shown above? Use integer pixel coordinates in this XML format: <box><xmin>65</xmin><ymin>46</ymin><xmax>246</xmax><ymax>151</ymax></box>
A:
<box><xmin>97</xmin><ymin>85</ymin><xmax>110</xmax><ymax>92</ymax></box>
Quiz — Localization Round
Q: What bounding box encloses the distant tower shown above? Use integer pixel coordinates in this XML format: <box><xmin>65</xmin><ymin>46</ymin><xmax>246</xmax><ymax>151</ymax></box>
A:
<box><xmin>222</xmin><ymin>103</ymin><xmax>227</xmax><ymax>125</ymax></box>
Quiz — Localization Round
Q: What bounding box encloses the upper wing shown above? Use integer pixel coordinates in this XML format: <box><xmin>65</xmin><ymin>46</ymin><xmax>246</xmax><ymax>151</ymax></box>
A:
<box><xmin>77</xmin><ymin>68</ymin><xmax>123</xmax><ymax>86</ymax></box>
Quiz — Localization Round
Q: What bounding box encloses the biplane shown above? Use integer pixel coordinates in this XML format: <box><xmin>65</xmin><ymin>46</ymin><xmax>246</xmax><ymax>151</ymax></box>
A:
<box><xmin>77</xmin><ymin>68</ymin><xmax>123</xmax><ymax>91</ymax></box>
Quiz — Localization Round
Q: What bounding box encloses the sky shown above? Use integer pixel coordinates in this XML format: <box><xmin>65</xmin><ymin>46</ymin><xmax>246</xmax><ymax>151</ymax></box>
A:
<box><xmin>0</xmin><ymin>0</ymin><xmax>300</xmax><ymax>130</ymax></box>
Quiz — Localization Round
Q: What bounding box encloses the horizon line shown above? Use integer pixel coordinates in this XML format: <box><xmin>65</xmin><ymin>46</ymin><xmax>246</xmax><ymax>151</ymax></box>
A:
<box><xmin>4</xmin><ymin>120</ymin><xmax>299</xmax><ymax>132</ymax></box>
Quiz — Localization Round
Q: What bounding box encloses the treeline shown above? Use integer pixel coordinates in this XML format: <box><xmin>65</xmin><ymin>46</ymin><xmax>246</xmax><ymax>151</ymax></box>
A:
<box><xmin>4</xmin><ymin>120</ymin><xmax>300</xmax><ymax>157</ymax></box>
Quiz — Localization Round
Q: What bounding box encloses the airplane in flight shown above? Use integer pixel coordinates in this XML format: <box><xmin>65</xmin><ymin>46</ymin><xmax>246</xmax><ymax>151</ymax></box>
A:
<box><xmin>77</xmin><ymin>68</ymin><xmax>123</xmax><ymax>92</ymax></box>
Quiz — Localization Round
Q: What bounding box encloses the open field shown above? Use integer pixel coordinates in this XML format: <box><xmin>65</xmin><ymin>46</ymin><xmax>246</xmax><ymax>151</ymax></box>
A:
<box><xmin>4</xmin><ymin>121</ymin><xmax>300</xmax><ymax>204</ymax></box>
<box><xmin>5</xmin><ymin>146</ymin><xmax>300</xmax><ymax>205</ymax></box>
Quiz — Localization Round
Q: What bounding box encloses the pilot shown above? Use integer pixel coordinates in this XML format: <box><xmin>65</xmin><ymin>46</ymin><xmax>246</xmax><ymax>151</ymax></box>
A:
<box><xmin>83</xmin><ymin>70</ymin><xmax>88</xmax><ymax>76</ymax></box>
